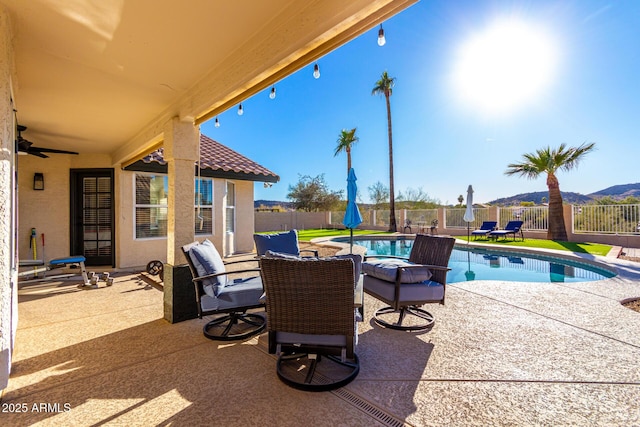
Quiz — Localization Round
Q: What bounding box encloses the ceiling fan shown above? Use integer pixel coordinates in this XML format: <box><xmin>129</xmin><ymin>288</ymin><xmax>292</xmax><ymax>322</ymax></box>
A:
<box><xmin>16</xmin><ymin>125</ymin><xmax>79</xmax><ymax>158</ymax></box>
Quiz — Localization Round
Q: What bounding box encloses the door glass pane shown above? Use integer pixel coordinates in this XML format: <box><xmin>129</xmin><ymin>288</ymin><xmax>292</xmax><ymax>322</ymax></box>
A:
<box><xmin>97</xmin><ymin>177</ymin><xmax>110</xmax><ymax>192</ymax></box>
<box><xmin>84</xmin><ymin>194</ymin><xmax>97</xmax><ymax>209</ymax></box>
<box><xmin>80</xmin><ymin>174</ymin><xmax>113</xmax><ymax>264</ymax></box>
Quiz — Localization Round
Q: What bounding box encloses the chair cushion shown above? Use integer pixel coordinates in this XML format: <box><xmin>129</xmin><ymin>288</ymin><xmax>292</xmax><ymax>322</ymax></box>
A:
<box><xmin>200</xmin><ymin>276</ymin><xmax>264</xmax><ymax>312</ymax></box>
<box><xmin>254</xmin><ymin>230</ymin><xmax>300</xmax><ymax>256</ymax></box>
<box><xmin>275</xmin><ymin>331</ymin><xmax>348</xmax><ymax>348</ymax></box>
<box><xmin>362</xmin><ymin>258</ymin><xmax>432</xmax><ymax>283</ymax></box>
<box><xmin>363</xmin><ymin>275</ymin><xmax>444</xmax><ymax>304</ymax></box>
<box><xmin>264</xmin><ymin>250</ymin><xmax>302</xmax><ymax>261</ymax></box>
<box><xmin>189</xmin><ymin>240</ymin><xmax>226</xmax><ymax>297</ymax></box>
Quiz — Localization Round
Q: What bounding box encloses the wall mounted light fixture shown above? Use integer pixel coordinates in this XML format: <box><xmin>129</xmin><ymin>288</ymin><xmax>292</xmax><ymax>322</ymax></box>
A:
<box><xmin>33</xmin><ymin>172</ymin><xmax>44</xmax><ymax>190</ymax></box>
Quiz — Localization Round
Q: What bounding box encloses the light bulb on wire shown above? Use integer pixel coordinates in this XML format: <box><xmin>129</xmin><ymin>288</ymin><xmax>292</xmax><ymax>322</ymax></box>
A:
<box><xmin>313</xmin><ymin>63</ymin><xmax>320</xmax><ymax>79</ymax></box>
<box><xmin>238</xmin><ymin>104</ymin><xmax>243</xmax><ymax>115</ymax></box>
<box><xmin>269</xmin><ymin>86</ymin><xmax>276</xmax><ymax>99</ymax></box>
<box><xmin>214</xmin><ymin>117</ymin><xmax>220</xmax><ymax>128</ymax></box>
<box><xmin>377</xmin><ymin>24</ymin><xmax>386</xmax><ymax>46</ymax></box>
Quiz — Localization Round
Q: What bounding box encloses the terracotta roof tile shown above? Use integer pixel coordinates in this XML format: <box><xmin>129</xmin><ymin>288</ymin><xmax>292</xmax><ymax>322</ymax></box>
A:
<box><xmin>140</xmin><ymin>134</ymin><xmax>279</xmax><ymax>182</ymax></box>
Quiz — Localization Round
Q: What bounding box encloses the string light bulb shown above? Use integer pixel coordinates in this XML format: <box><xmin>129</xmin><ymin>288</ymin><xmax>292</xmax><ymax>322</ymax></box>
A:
<box><xmin>214</xmin><ymin>117</ymin><xmax>220</xmax><ymax>128</ymax></box>
<box><xmin>237</xmin><ymin>104</ymin><xmax>244</xmax><ymax>115</ymax></box>
<box><xmin>313</xmin><ymin>63</ymin><xmax>320</xmax><ymax>79</ymax></box>
<box><xmin>377</xmin><ymin>24</ymin><xmax>386</xmax><ymax>46</ymax></box>
<box><xmin>269</xmin><ymin>86</ymin><xmax>276</xmax><ymax>99</ymax></box>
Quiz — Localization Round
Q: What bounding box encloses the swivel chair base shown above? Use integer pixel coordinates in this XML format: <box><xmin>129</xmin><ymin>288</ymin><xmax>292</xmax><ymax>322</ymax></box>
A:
<box><xmin>276</xmin><ymin>352</ymin><xmax>360</xmax><ymax>392</ymax></box>
<box><xmin>373</xmin><ymin>305</ymin><xmax>435</xmax><ymax>331</ymax></box>
<box><xmin>203</xmin><ymin>312</ymin><xmax>266</xmax><ymax>341</ymax></box>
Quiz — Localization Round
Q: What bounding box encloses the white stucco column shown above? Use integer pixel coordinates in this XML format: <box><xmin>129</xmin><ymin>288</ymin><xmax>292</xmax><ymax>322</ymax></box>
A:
<box><xmin>162</xmin><ymin>117</ymin><xmax>199</xmax><ymax>323</ymax></box>
<box><xmin>163</xmin><ymin>117</ymin><xmax>198</xmax><ymax>264</ymax></box>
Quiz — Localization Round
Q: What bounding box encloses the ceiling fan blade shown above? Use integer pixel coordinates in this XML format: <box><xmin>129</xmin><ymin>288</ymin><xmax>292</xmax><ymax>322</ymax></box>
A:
<box><xmin>30</xmin><ymin>147</ymin><xmax>79</xmax><ymax>155</ymax></box>
<box><xmin>28</xmin><ymin>151</ymin><xmax>49</xmax><ymax>158</ymax></box>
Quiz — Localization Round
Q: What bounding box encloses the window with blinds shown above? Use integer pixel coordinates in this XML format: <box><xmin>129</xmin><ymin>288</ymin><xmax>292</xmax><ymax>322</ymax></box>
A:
<box><xmin>134</xmin><ymin>174</ymin><xmax>215</xmax><ymax>238</ymax></box>
<box><xmin>195</xmin><ymin>177</ymin><xmax>213</xmax><ymax>235</ymax></box>
<box><xmin>135</xmin><ymin>174</ymin><xmax>168</xmax><ymax>238</ymax></box>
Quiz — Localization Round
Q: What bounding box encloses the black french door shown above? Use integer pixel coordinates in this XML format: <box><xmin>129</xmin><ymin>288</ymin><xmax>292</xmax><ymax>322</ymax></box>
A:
<box><xmin>70</xmin><ymin>169</ymin><xmax>115</xmax><ymax>266</ymax></box>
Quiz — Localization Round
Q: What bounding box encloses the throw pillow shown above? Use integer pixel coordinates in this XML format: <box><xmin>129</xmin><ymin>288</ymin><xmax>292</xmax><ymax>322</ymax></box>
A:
<box><xmin>190</xmin><ymin>240</ymin><xmax>226</xmax><ymax>296</ymax></box>
<box><xmin>253</xmin><ymin>229</ymin><xmax>300</xmax><ymax>256</ymax></box>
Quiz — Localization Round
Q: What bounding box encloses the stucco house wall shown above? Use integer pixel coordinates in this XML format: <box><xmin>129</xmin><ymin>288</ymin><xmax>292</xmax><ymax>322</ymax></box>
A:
<box><xmin>17</xmin><ymin>161</ymin><xmax>261</xmax><ymax>270</ymax></box>
<box><xmin>0</xmin><ymin>3</ymin><xmax>16</xmax><ymax>391</ymax></box>
<box><xmin>17</xmin><ymin>154</ymin><xmax>114</xmax><ymax>264</ymax></box>
<box><xmin>117</xmin><ymin>172</ymin><xmax>256</xmax><ymax>268</ymax></box>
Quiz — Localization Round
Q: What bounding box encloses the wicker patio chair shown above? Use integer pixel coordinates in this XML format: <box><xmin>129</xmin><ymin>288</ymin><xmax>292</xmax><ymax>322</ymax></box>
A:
<box><xmin>363</xmin><ymin>234</ymin><xmax>455</xmax><ymax>331</ymax></box>
<box><xmin>259</xmin><ymin>256</ymin><xmax>360</xmax><ymax>391</ymax></box>
<box><xmin>182</xmin><ymin>240</ymin><xmax>265</xmax><ymax>341</ymax></box>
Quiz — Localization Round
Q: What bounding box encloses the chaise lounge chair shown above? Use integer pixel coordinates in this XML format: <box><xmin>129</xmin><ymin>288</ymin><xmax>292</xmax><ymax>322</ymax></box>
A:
<box><xmin>470</xmin><ymin>221</ymin><xmax>498</xmax><ymax>240</ymax></box>
<box><xmin>488</xmin><ymin>220</ymin><xmax>524</xmax><ymax>241</ymax></box>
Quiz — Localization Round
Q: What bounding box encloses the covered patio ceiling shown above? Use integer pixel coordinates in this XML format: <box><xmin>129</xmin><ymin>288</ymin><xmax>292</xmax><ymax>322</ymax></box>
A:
<box><xmin>3</xmin><ymin>0</ymin><xmax>417</xmax><ymax>165</ymax></box>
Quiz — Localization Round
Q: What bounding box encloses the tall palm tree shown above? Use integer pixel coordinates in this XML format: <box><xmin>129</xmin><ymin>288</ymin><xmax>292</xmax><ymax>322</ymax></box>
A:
<box><xmin>505</xmin><ymin>142</ymin><xmax>596</xmax><ymax>241</ymax></box>
<box><xmin>372</xmin><ymin>71</ymin><xmax>397</xmax><ymax>232</ymax></box>
<box><xmin>334</xmin><ymin>128</ymin><xmax>359</xmax><ymax>174</ymax></box>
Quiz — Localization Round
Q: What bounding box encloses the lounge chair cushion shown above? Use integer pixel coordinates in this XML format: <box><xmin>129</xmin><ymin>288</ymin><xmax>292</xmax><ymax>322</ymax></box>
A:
<box><xmin>189</xmin><ymin>240</ymin><xmax>226</xmax><ymax>297</ymax></box>
<box><xmin>362</xmin><ymin>258</ymin><xmax>432</xmax><ymax>284</ymax></box>
<box><xmin>254</xmin><ymin>230</ymin><xmax>300</xmax><ymax>256</ymax></box>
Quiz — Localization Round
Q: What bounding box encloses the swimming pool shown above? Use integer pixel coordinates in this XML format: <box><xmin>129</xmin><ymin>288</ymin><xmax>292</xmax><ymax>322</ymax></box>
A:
<box><xmin>336</xmin><ymin>237</ymin><xmax>616</xmax><ymax>283</ymax></box>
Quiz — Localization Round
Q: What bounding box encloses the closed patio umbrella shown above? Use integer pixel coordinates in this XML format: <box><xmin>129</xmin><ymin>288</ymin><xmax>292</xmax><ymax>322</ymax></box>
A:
<box><xmin>343</xmin><ymin>168</ymin><xmax>363</xmax><ymax>253</ymax></box>
<box><xmin>463</xmin><ymin>185</ymin><xmax>475</xmax><ymax>243</ymax></box>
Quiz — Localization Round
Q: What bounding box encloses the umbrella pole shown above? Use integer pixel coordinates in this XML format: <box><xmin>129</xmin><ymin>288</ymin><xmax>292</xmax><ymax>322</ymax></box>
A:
<box><xmin>467</xmin><ymin>223</ymin><xmax>470</xmax><ymax>244</ymax></box>
<box><xmin>350</xmin><ymin>228</ymin><xmax>353</xmax><ymax>254</ymax></box>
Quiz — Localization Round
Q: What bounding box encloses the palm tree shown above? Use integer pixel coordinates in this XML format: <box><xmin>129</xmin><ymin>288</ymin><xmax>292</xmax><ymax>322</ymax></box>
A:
<box><xmin>334</xmin><ymin>128</ymin><xmax>359</xmax><ymax>174</ymax></box>
<box><xmin>372</xmin><ymin>71</ymin><xmax>397</xmax><ymax>232</ymax></box>
<box><xmin>505</xmin><ymin>142</ymin><xmax>596</xmax><ymax>241</ymax></box>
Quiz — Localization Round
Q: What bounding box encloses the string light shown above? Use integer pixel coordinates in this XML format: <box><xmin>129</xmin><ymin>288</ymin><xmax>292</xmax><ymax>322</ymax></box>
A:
<box><xmin>377</xmin><ymin>24</ymin><xmax>386</xmax><ymax>46</ymax></box>
<box><xmin>269</xmin><ymin>86</ymin><xmax>276</xmax><ymax>99</ymax></box>
<box><xmin>313</xmin><ymin>63</ymin><xmax>320</xmax><ymax>79</ymax></box>
<box><xmin>238</xmin><ymin>104</ymin><xmax>243</xmax><ymax>115</ymax></box>
<box><xmin>214</xmin><ymin>117</ymin><xmax>220</xmax><ymax>127</ymax></box>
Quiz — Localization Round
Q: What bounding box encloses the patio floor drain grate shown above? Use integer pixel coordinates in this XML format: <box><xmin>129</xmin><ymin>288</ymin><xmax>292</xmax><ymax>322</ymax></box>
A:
<box><xmin>332</xmin><ymin>387</ymin><xmax>406</xmax><ymax>427</ymax></box>
<box><xmin>278</xmin><ymin>361</ymin><xmax>405</xmax><ymax>426</ymax></box>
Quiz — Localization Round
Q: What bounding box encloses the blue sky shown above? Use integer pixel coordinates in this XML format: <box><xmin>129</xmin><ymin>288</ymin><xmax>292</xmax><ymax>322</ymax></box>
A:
<box><xmin>200</xmin><ymin>0</ymin><xmax>639</xmax><ymax>205</ymax></box>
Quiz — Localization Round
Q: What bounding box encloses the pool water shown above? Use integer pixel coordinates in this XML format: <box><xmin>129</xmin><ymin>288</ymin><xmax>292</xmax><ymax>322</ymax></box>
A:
<box><xmin>346</xmin><ymin>238</ymin><xmax>616</xmax><ymax>283</ymax></box>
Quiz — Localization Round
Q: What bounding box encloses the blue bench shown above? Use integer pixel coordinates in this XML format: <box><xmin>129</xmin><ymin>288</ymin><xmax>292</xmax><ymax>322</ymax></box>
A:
<box><xmin>48</xmin><ymin>256</ymin><xmax>89</xmax><ymax>285</ymax></box>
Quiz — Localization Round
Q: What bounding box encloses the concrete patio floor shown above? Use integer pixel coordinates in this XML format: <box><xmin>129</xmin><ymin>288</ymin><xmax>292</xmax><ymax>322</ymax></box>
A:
<box><xmin>3</xmin><ymin>251</ymin><xmax>640</xmax><ymax>426</ymax></box>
